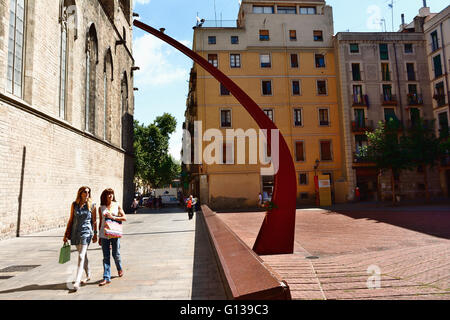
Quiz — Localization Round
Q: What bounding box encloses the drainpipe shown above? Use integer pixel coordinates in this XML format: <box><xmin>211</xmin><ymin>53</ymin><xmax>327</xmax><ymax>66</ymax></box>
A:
<box><xmin>393</xmin><ymin>42</ymin><xmax>406</xmax><ymax>135</ymax></box>
<box><xmin>440</xmin><ymin>23</ymin><xmax>450</xmax><ymax>109</ymax></box>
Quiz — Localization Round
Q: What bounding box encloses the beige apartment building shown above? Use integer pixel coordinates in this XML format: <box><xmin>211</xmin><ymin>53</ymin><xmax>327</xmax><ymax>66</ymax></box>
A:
<box><xmin>183</xmin><ymin>0</ymin><xmax>346</xmax><ymax>210</ymax></box>
<box><xmin>334</xmin><ymin>31</ymin><xmax>441</xmax><ymax>201</ymax></box>
<box><xmin>423</xmin><ymin>5</ymin><xmax>450</xmax><ymax>196</ymax></box>
<box><xmin>0</xmin><ymin>0</ymin><xmax>135</xmax><ymax>239</ymax></box>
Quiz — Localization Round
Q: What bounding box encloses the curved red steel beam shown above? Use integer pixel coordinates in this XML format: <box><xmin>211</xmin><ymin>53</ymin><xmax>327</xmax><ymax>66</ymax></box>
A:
<box><xmin>133</xmin><ymin>20</ymin><xmax>297</xmax><ymax>255</ymax></box>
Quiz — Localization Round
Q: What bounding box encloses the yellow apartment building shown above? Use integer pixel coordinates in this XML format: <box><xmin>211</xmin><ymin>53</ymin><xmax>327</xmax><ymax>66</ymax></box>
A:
<box><xmin>183</xmin><ymin>0</ymin><xmax>347</xmax><ymax>210</ymax></box>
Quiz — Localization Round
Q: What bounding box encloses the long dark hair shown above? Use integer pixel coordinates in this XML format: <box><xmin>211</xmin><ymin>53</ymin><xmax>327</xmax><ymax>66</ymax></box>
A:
<box><xmin>100</xmin><ymin>188</ymin><xmax>116</xmax><ymax>206</ymax></box>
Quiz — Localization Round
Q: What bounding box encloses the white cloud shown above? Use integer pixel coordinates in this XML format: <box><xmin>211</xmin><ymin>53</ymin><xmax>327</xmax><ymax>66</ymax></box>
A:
<box><xmin>366</xmin><ymin>5</ymin><xmax>382</xmax><ymax>30</ymax></box>
<box><xmin>134</xmin><ymin>0</ymin><xmax>151</xmax><ymax>7</ymax></box>
<box><xmin>133</xmin><ymin>34</ymin><xmax>190</xmax><ymax>86</ymax></box>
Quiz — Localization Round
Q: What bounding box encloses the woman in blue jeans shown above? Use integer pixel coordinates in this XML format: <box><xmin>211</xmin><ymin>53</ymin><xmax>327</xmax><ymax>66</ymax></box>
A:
<box><xmin>98</xmin><ymin>188</ymin><xmax>127</xmax><ymax>286</ymax></box>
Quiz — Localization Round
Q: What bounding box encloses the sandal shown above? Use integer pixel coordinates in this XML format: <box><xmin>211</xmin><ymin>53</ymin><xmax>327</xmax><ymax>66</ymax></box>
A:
<box><xmin>118</xmin><ymin>270</ymin><xmax>124</xmax><ymax>277</ymax></box>
<box><xmin>99</xmin><ymin>280</ymin><xmax>111</xmax><ymax>286</ymax></box>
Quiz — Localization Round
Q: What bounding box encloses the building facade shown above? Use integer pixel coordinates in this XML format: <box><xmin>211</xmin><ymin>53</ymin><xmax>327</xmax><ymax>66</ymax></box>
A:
<box><xmin>0</xmin><ymin>0</ymin><xmax>135</xmax><ymax>239</ymax></box>
<box><xmin>184</xmin><ymin>0</ymin><xmax>346</xmax><ymax>210</ymax></box>
<box><xmin>334</xmin><ymin>31</ymin><xmax>441</xmax><ymax>201</ymax></box>
<box><xmin>422</xmin><ymin>5</ymin><xmax>450</xmax><ymax>196</ymax></box>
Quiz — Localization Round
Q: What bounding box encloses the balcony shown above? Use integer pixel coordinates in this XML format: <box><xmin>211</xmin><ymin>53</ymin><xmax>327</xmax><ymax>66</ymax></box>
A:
<box><xmin>381</xmin><ymin>94</ymin><xmax>398</xmax><ymax>105</ymax></box>
<box><xmin>407</xmin><ymin>93</ymin><xmax>423</xmax><ymax>106</ymax></box>
<box><xmin>352</xmin><ymin>94</ymin><xmax>369</xmax><ymax>107</ymax></box>
<box><xmin>405</xmin><ymin>119</ymin><xmax>435</xmax><ymax>130</ymax></box>
<box><xmin>353</xmin><ymin>151</ymin><xmax>371</xmax><ymax>164</ymax></box>
<box><xmin>434</xmin><ymin>94</ymin><xmax>447</xmax><ymax>107</ymax></box>
<box><xmin>351</xmin><ymin>119</ymin><xmax>374</xmax><ymax>133</ymax></box>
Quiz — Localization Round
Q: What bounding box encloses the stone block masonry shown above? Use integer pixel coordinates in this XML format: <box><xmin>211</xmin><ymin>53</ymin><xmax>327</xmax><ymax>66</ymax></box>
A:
<box><xmin>0</xmin><ymin>0</ymin><xmax>135</xmax><ymax>240</ymax></box>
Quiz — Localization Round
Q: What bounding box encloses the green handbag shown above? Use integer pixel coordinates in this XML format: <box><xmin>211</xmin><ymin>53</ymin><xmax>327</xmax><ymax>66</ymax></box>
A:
<box><xmin>59</xmin><ymin>242</ymin><xmax>71</xmax><ymax>264</ymax></box>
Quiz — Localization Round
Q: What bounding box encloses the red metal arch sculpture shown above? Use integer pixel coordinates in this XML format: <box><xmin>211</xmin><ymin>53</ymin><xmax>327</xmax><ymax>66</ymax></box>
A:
<box><xmin>134</xmin><ymin>20</ymin><xmax>297</xmax><ymax>255</ymax></box>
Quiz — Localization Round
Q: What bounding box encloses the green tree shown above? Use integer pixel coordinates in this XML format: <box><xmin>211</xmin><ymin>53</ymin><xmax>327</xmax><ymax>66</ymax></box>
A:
<box><xmin>134</xmin><ymin>113</ymin><xmax>181</xmax><ymax>189</ymax></box>
<box><xmin>403</xmin><ymin>119</ymin><xmax>440</xmax><ymax>203</ymax></box>
<box><xmin>361</xmin><ymin>120</ymin><xmax>409</xmax><ymax>205</ymax></box>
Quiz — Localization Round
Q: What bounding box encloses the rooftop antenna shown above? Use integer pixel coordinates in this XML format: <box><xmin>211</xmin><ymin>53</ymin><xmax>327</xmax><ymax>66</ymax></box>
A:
<box><xmin>388</xmin><ymin>0</ymin><xmax>394</xmax><ymax>32</ymax></box>
<box><xmin>214</xmin><ymin>0</ymin><xmax>217</xmax><ymax>27</ymax></box>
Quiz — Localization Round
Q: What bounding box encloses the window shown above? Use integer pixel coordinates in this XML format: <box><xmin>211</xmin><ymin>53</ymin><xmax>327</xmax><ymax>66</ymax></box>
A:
<box><xmin>406</xmin><ymin>63</ymin><xmax>415</xmax><ymax>81</ymax></box>
<box><xmin>381</xmin><ymin>63</ymin><xmax>390</xmax><ymax>81</ymax></box>
<box><xmin>208</xmin><ymin>36</ymin><xmax>216</xmax><ymax>45</ymax></box>
<box><xmin>277</xmin><ymin>6</ymin><xmax>296</xmax><ymax>14</ymax></box>
<box><xmin>260</xmin><ymin>54</ymin><xmax>271</xmax><ymax>68</ymax></box>
<box><xmin>259</xmin><ymin>30</ymin><xmax>270</xmax><ymax>41</ymax></box>
<box><xmin>350</xmin><ymin>43</ymin><xmax>359</xmax><ymax>54</ymax></box>
<box><xmin>230</xmin><ymin>54</ymin><xmax>241</xmax><ymax>68</ymax></box>
<box><xmin>438</xmin><ymin>112</ymin><xmax>449</xmax><ymax>138</ymax></box>
<box><xmin>404</xmin><ymin>43</ymin><xmax>413</xmax><ymax>54</ymax></box>
<box><xmin>355</xmin><ymin>134</ymin><xmax>368</xmax><ymax>155</ymax></box>
<box><xmin>85</xmin><ymin>24</ymin><xmax>98</xmax><ymax>134</ymax></box>
<box><xmin>220</xmin><ymin>83</ymin><xmax>230</xmax><ymax>96</ymax></box>
<box><xmin>313</xmin><ymin>30</ymin><xmax>323</xmax><ymax>42</ymax></box>
<box><xmin>317</xmin><ymin>80</ymin><xmax>327</xmax><ymax>95</ymax></box>
<box><xmin>289</xmin><ymin>30</ymin><xmax>297</xmax><ymax>41</ymax></box>
<box><xmin>384</xmin><ymin>108</ymin><xmax>397</xmax><ymax>121</ymax></box>
<box><xmin>104</xmin><ymin>49</ymin><xmax>113</xmax><ymax>142</ymax></box>
<box><xmin>433</xmin><ymin>55</ymin><xmax>443</xmax><ymax>78</ymax></box>
<box><xmin>315</xmin><ymin>54</ymin><xmax>325</xmax><ymax>68</ymax></box>
<box><xmin>320</xmin><ymin>141</ymin><xmax>332</xmax><ymax>161</ymax></box>
<box><xmin>299</xmin><ymin>173</ymin><xmax>308</xmax><ymax>185</ymax></box>
<box><xmin>353</xmin><ymin>85</ymin><xmax>363</xmax><ymax>104</ymax></box>
<box><xmin>262</xmin><ymin>80</ymin><xmax>272</xmax><ymax>95</ymax></box>
<box><xmin>352</xmin><ymin>63</ymin><xmax>361</xmax><ymax>81</ymax></box>
<box><xmin>7</xmin><ymin>0</ymin><xmax>26</xmax><ymax>97</ymax></box>
<box><xmin>295</xmin><ymin>141</ymin><xmax>305</xmax><ymax>162</ymax></box>
<box><xmin>263</xmin><ymin>109</ymin><xmax>274</xmax><ymax>122</ymax></box>
<box><xmin>379</xmin><ymin>44</ymin><xmax>389</xmax><ymax>60</ymax></box>
<box><xmin>253</xmin><ymin>6</ymin><xmax>274</xmax><ymax>14</ymax></box>
<box><xmin>382</xmin><ymin>84</ymin><xmax>393</xmax><ymax>101</ymax></box>
<box><xmin>208</xmin><ymin>54</ymin><xmax>218</xmax><ymax>67</ymax></box>
<box><xmin>431</xmin><ymin>31</ymin><xmax>439</xmax><ymax>52</ymax></box>
<box><xmin>294</xmin><ymin>108</ymin><xmax>302</xmax><ymax>127</ymax></box>
<box><xmin>221</xmin><ymin>110</ymin><xmax>231</xmax><ymax>127</ymax></box>
<box><xmin>59</xmin><ymin>5</ymin><xmax>69</xmax><ymax>119</ymax></box>
<box><xmin>290</xmin><ymin>54</ymin><xmax>299</xmax><ymax>68</ymax></box>
<box><xmin>300</xmin><ymin>7</ymin><xmax>316</xmax><ymax>14</ymax></box>
<box><xmin>319</xmin><ymin>109</ymin><xmax>329</xmax><ymax>126</ymax></box>
<box><xmin>292</xmin><ymin>80</ymin><xmax>301</xmax><ymax>95</ymax></box>
<box><xmin>435</xmin><ymin>81</ymin><xmax>446</xmax><ymax>107</ymax></box>
<box><xmin>120</xmin><ymin>72</ymin><xmax>129</xmax><ymax>149</ymax></box>
<box><xmin>410</xmin><ymin>108</ymin><xmax>420</xmax><ymax>125</ymax></box>
<box><xmin>231</xmin><ymin>36</ymin><xmax>239</xmax><ymax>44</ymax></box>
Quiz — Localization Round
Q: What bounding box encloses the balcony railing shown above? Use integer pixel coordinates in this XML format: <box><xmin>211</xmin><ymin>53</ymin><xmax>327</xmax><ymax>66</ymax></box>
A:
<box><xmin>406</xmin><ymin>119</ymin><xmax>435</xmax><ymax>130</ymax></box>
<box><xmin>381</xmin><ymin>94</ymin><xmax>398</xmax><ymax>105</ymax></box>
<box><xmin>199</xmin><ymin>20</ymin><xmax>242</xmax><ymax>28</ymax></box>
<box><xmin>353</xmin><ymin>151</ymin><xmax>371</xmax><ymax>163</ymax></box>
<box><xmin>352</xmin><ymin>94</ymin><xmax>369</xmax><ymax>107</ymax></box>
<box><xmin>351</xmin><ymin>119</ymin><xmax>374</xmax><ymax>133</ymax></box>
<box><xmin>407</xmin><ymin>93</ymin><xmax>423</xmax><ymax>106</ymax></box>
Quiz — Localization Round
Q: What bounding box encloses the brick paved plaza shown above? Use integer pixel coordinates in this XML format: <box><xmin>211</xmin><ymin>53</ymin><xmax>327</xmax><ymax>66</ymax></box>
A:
<box><xmin>0</xmin><ymin>204</ymin><xmax>449</xmax><ymax>300</ymax></box>
<box><xmin>218</xmin><ymin>204</ymin><xmax>450</xmax><ymax>300</ymax></box>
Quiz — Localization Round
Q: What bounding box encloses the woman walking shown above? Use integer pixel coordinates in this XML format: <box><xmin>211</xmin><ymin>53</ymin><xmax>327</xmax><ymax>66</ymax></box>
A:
<box><xmin>98</xmin><ymin>188</ymin><xmax>127</xmax><ymax>286</ymax></box>
<box><xmin>63</xmin><ymin>186</ymin><xmax>97</xmax><ymax>291</ymax></box>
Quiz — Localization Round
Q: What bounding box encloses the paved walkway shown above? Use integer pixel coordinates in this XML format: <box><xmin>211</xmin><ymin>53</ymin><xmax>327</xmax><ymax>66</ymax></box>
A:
<box><xmin>218</xmin><ymin>205</ymin><xmax>450</xmax><ymax>300</ymax></box>
<box><xmin>0</xmin><ymin>207</ymin><xmax>226</xmax><ymax>300</ymax></box>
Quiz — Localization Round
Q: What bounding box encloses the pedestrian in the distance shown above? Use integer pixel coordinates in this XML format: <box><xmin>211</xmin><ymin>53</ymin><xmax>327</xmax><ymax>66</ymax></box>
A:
<box><xmin>258</xmin><ymin>193</ymin><xmax>263</xmax><ymax>208</ymax></box>
<box><xmin>98</xmin><ymin>188</ymin><xmax>127</xmax><ymax>286</ymax></box>
<box><xmin>63</xmin><ymin>186</ymin><xmax>97</xmax><ymax>291</ymax></box>
<box><xmin>131</xmin><ymin>198</ymin><xmax>138</xmax><ymax>214</ymax></box>
<box><xmin>186</xmin><ymin>195</ymin><xmax>194</xmax><ymax>220</ymax></box>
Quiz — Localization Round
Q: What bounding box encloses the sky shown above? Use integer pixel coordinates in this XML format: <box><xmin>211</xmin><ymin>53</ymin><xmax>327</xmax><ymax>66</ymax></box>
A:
<box><xmin>131</xmin><ymin>0</ymin><xmax>449</xmax><ymax>161</ymax></box>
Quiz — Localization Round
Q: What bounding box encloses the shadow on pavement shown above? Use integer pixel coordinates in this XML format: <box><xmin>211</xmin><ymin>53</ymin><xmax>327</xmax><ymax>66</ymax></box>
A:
<box><xmin>191</xmin><ymin>210</ymin><xmax>227</xmax><ymax>300</ymax></box>
<box><xmin>136</xmin><ymin>206</ymin><xmax>185</xmax><ymax>215</ymax></box>
<box><xmin>324</xmin><ymin>206</ymin><xmax>450</xmax><ymax>240</ymax></box>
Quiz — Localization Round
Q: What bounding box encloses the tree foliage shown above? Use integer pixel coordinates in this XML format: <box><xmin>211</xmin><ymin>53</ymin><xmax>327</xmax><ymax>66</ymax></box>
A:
<box><xmin>134</xmin><ymin>113</ymin><xmax>180</xmax><ymax>189</ymax></box>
